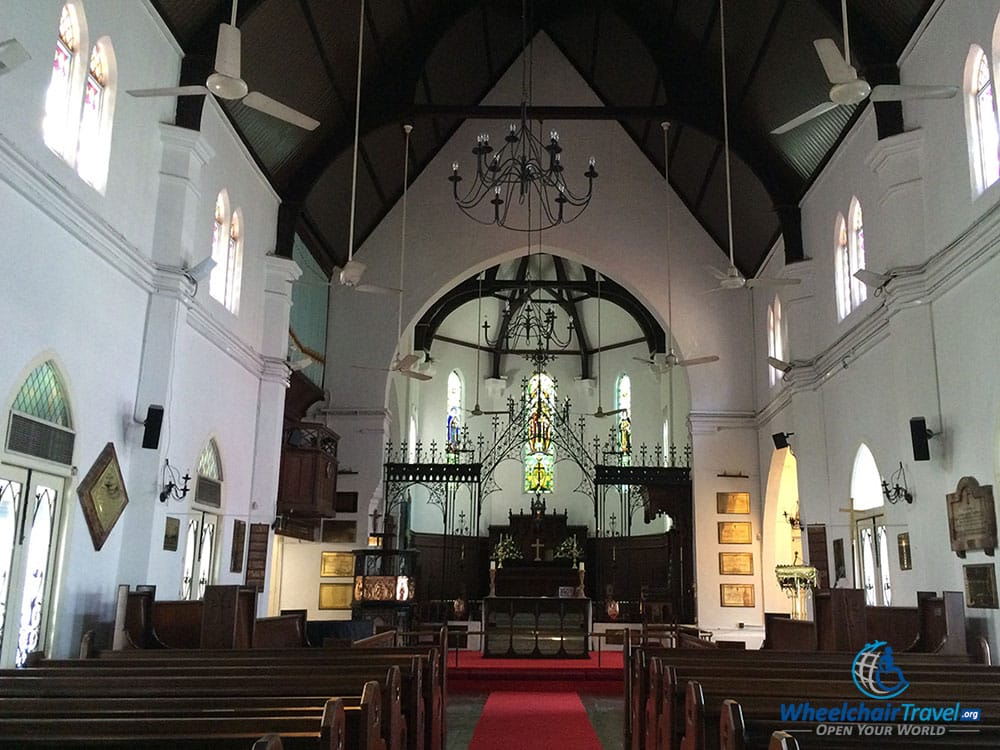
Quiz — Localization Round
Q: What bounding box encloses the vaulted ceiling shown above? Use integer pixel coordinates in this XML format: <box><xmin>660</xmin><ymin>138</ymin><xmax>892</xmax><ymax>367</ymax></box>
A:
<box><xmin>149</xmin><ymin>0</ymin><xmax>936</xmax><ymax>280</ymax></box>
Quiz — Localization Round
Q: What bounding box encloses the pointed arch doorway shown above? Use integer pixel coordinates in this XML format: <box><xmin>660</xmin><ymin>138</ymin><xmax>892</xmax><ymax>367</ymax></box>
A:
<box><xmin>762</xmin><ymin>445</ymin><xmax>803</xmax><ymax>614</ymax></box>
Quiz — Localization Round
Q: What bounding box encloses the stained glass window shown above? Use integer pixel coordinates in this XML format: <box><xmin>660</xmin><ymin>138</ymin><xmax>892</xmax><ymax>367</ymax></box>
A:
<box><xmin>197</xmin><ymin>440</ymin><xmax>223</xmax><ymax>481</ymax></box>
<box><xmin>12</xmin><ymin>361</ymin><xmax>71</xmax><ymax>428</ymax></box>
<box><xmin>76</xmin><ymin>43</ymin><xmax>107</xmax><ymax>186</ymax></box>
<box><xmin>224</xmin><ymin>211</ymin><xmax>243</xmax><ymax>314</ymax></box>
<box><xmin>43</xmin><ymin>4</ymin><xmax>81</xmax><ymax>156</ymax></box>
<box><xmin>446</xmin><ymin>370</ymin><xmax>462</xmax><ymax>460</ymax></box>
<box><xmin>210</xmin><ymin>192</ymin><xmax>229</xmax><ymax>304</ymax></box>
<box><xmin>616</xmin><ymin>374</ymin><xmax>631</xmax><ymax>460</ymax></box>
<box><xmin>524</xmin><ymin>373</ymin><xmax>556</xmax><ymax>493</ymax></box>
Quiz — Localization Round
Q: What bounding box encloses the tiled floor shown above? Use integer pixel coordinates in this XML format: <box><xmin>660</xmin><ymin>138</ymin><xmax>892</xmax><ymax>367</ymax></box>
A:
<box><xmin>447</xmin><ymin>691</ymin><xmax>624</xmax><ymax>749</ymax></box>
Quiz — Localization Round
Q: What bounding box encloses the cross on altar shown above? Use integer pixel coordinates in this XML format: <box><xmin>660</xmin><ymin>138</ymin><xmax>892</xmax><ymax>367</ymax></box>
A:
<box><xmin>531</xmin><ymin>538</ymin><xmax>545</xmax><ymax>562</ymax></box>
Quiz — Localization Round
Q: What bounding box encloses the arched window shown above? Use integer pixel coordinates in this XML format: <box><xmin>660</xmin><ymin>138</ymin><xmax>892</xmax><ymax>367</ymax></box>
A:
<box><xmin>7</xmin><ymin>360</ymin><xmax>75</xmax><ymax>464</ymax></box>
<box><xmin>615</xmin><ymin>373</ymin><xmax>631</xmax><ymax>462</ymax></box>
<box><xmin>43</xmin><ymin>3</ymin><xmax>86</xmax><ymax>160</ymax></box>
<box><xmin>446</xmin><ymin>370</ymin><xmax>463</xmax><ymax>459</ymax></box>
<box><xmin>834</xmin><ymin>213</ymin><xmax>851</xmax><ymax>320</ymax></box>
<box><xmin>848</xmin><ymin>199</ymin><xmax>867</xmax><ymax>310</ymax></box>
<box><xmin>767</xmin><ymin>296</ymin><xmax>784</xmax><ymax>386</ymax></box>
<box><xmin>966</xmin><ymin>45</ymin><xmax>1000</xmax><ymax>194</ymax></box>
<box><xmin>194</xmin><ymin>439</ymin><xmax>223</xmax><ymax>508</ymax></box>
<box><xmin>75</xmin><ymin>38</ymin><xmax>115</xmax><ymax>192</ymax></box>
<box><xmin>210</xmin><ymin>191</ymin><xmax>230</xmax><ymax>304</ymax></box>
<box><xmin>524</xmin><ymin>372</ymin><xmax>556</xmax><ymax>493</ymax></box>
<box><xmin>209</xmin><ymin>195</ymin><xmax>243</xmax><ymax>314</ymax></box>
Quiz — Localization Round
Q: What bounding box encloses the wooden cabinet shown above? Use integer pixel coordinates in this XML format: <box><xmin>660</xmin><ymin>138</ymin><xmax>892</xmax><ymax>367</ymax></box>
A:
<box><xmin>277</xmin><ymin>422</ymin><xmax>339</xmax><ymax>517</ymax></box>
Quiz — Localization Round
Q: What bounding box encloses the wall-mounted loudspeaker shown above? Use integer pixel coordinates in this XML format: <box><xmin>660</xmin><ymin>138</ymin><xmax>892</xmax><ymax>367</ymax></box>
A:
<box><xmin>142</xmin><ymin>405</ymin><xmax>164</xmax><ymax>449</ymax></box>
<box><xmin>909</xmin><ymin>416</ymin><xmax>931</xmax><ymax>461</ymax></box>
<box><xmin>0</xmin><ymin>39</ymin><xmax>30</xmax><ymax>76</ymax></box>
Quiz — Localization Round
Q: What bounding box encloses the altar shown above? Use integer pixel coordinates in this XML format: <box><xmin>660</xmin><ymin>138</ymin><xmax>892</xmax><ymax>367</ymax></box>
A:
<box><xmin>483</xmin><ymin>596</ymin><xmax>591</xmax><ymax>658</ymax></box>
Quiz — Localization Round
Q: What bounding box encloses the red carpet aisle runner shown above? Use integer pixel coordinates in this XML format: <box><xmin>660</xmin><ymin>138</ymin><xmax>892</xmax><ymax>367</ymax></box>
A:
<box><xmin>449</xmin><ymin>651</ymin><xmax>624</xmax><ymax>694</ymax></box>
<box><xmin>467</xmin><ymin>691</ymin><xmax>604</xmax><ymax>750</ymax></box>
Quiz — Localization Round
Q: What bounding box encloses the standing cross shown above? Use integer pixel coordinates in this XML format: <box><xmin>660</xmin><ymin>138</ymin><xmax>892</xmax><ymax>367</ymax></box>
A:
<box><xmin>531</xmin><ymin>538</ymin><xmax>545</xmax><ymax>562</ymax></box>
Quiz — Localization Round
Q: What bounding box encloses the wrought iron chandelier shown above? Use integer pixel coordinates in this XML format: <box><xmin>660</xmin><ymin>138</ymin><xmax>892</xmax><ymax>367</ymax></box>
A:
<box><xmin>482</xmin><ymin>280</ymin><xmax>574</xmax><ymax>371</ymax></box>
<box><xmin>448</xmin><ymin>0</ymin><xmax>598</xmax><ymax>231</ymax></box>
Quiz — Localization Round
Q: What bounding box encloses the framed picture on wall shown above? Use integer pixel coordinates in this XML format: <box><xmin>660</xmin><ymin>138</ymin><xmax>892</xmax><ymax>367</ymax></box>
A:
<box><xmin>718</xmin><ymin>521</ymin><xmax>752</xmax><ymax>544</ymax></box>
<box><xmin>318</xmin><ymin>582</ymin><xmax>354</xmax><ymax>610</ymax></box>
<box><xmin>230</xmin><ymin>519</ymin><xmax>246</xmax><ymax>573</ymax></box>
<box><xmin>716</xmin><ymin>492</ymin><xmax>750</xmax><ymax>514</ymax></box>
<box><xmin>897</xmin><ymin>532</ymin><xmax>912</xmax><ymax>571</ymax></box>
<box><xmin>719</xmin><ymin>552</ymin><xmax>754</xmax><ymax>575</ymax></box>
<box><xmin>77</xmin><ymin>442</ymin><xmax>129</xmax><ymax>551</ymax></box>
<box><xmin>720</xmin><ymin>583</ymin><xmax>755</xmax><ymax>607</ymax></box>
<box><xmin>320</xmin><ymin>551</ymin><xmax>355</xmax><ymax>577</ymax></box>
<box><xmin>832</xmin><ymin>538</ymin><xmax>847</xmax><ymax>581</ymax></box>
<box><xmin>963</xmin><ymin>563</ymin><xmax>998</xmax><ymax>609</ymax></box>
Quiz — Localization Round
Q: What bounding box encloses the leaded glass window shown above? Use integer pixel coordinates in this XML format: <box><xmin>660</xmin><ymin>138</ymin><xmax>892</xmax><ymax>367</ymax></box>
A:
<box><xmin>43</xmin><ymin>4</ymin><xmax>80</xmax><ymax>157</ymax></box>
<box><xmin>76</xmin><ymin>41</ymin><xmax>110</xmax><ymax>189</ymax></box>
<box><xmin>524</xmin><ymin>373</ymin><xmax>556</xmax><ymax>493</ymax></box>
<box><xmin>12</xmin><ymin>362</ymin><xmax>71</xmax><ymax>428</ymax></box>
<box><xmin>197</xmin><ymin>440</ymin><xmax>223</xmax><ymax>481</ymax></box>
<box><xmin>224</xmin><ymin>211</ymin><xmax>243</xmax><ymax>314</ymax></box>
<box><xmin>446</xmin><ymin>370</ymin><xmax>462</xmax><ymax>460</ymax></box>
<box><xmin>210</xmin><ymin>192</ymin><xmax>229</xmax><ymax>304</ymax></box>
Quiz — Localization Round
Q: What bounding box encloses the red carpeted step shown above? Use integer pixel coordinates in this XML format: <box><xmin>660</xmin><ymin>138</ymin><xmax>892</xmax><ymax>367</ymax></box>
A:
<box><xmin>468</xmin><ymin>691</ymin><xmax>603</xmax><ymax>750</ymax></box>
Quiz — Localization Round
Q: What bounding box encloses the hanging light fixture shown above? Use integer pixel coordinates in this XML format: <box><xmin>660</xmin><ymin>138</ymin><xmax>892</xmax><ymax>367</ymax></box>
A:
<box><xmin>448</xmin><ymin>0</ymin><xmax>597</xmax><ymax>231</ymax></box>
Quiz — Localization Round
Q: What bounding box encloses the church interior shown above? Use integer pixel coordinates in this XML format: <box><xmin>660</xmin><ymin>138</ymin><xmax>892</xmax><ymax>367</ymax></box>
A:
<box><xmin>3</xmin><ymin>0</ymin><xmax>1000</xmax><ymax>747</ymax></box>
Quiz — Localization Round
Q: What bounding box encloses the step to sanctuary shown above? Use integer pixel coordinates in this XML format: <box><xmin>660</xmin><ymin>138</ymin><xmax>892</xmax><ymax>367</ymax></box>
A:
<box><xmin>449</xmin><ymin>651</ymin><xmax>624</xmax><ymax>694</ymax></box>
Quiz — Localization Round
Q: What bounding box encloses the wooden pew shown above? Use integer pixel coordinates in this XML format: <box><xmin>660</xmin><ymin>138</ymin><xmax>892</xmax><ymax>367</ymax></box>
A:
<box><xmin>644</xmin><ymin>651</ymin><xmax>1000</xmax><ymax>750</ymax></box>
<box><xmin>0</xmin><ymin>695</ymin><xmax>348</xmax><ymax>750</ymax></box>
<box><xmin>59</xmin><ymin>642</ymin><xmax>444</xmax><ymax>750</ymax></box>
<box><xmin>0</xmin><ymin>670</ymin><xmax>396</xmax><ymax>750</ymax></box>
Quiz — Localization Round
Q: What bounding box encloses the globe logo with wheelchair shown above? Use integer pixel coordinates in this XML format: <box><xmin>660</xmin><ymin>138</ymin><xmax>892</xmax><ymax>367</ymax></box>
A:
<box><xmin>852</xmin><ymin>641</ymin><xmax>910</xmax><ymax>700</ymax></box>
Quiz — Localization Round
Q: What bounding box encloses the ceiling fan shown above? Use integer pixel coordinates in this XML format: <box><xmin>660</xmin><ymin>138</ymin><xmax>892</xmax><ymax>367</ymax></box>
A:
<box><xmin>771</xmin><ymin>0</ymin><xmax>957</xmax><ymax>135</ymax></box>
<box><xmin>128</xmin><ymin>0</ymin><xmax>319</xmax><ymax>131</ymax></box>
<box><xmin>637</xmin><ymin>121</ymin><xmax>720</xmax><ymax>374</ymax></box>
<box><xmin>590</xmin><ymin>272</ymin><xmax>625</xmax><ymax>419</ymax></box>
<box><xmin>349</xmin><ymin>124</ymin><xmax>431</xmax><ymax>382</ymax></box>
<box><xmin>707</xmin><ymin>2</ymin><xmax>800</xmax><ymax>293</ymax></box>
<box><xmin>466</xmin><ymin>274</ymin><xmax>508</xmax><ymax>417</ymax></box>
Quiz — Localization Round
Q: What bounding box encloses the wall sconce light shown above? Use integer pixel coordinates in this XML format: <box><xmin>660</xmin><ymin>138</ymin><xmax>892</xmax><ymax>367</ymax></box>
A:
<box><xmin>159</xmin><ymin>459</ymin><xmax>191</xmax><ymax>503</ymax></box>
<box><xmin>772</xmin><ymin>432</ymin><xmax>794</xmax><ymax>450</ymax></box>
<box><xmin>882</xmin><ymin>461</ymin><xmax>914</xmax><ymax>504</ymax></box>
<box><xmin>783</xmin><ymin>510</ymin><xmax>803</xmax><ymax>530</ymax></box>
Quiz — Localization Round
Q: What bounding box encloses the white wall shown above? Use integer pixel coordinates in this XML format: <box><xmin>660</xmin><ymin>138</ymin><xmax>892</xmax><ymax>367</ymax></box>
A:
<box><xmin>0</xmin><ymin>1</ymin><xmax>295</xmax><ymax>658</ymax></box>
<box><xmin>757</xmin><ymin>0</ymin><xmax>1000</xmax><ymax>647</ymax></box>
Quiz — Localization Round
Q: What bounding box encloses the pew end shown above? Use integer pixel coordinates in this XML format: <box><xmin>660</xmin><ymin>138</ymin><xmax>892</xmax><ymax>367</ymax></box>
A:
<box><xmin>251</xmin><ymin>735</ymin><xmax>284</xmax><ymax>750</ymax></box>
<box><xmin>768</xmin><ymin>731</ymin><xmax>799</xmax><ymax>750</ymax></box>
<box><xmin>719</xmin><ymin>699</ymin><xmax>746</xmax><ymax>750</ymax></box>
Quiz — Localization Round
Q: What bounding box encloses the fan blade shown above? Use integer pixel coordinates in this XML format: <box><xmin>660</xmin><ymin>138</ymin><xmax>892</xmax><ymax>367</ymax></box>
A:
<box><xmin>813</xmin><ymin>38</ymin><xmax>856</xmax><ymax>84</ymax></box>
<box><xmin>745</xmin><ymin>277</ymin><xmax>801</xmax><ymax>288</ymax></box>
<box><xmin>215</xmin><ymin>23</ymin><xmax>242</xmax><ymax>79</ymax></box>
<box><xmin>400</xmin><ymin>369</ymin><xmax>432</xmax><ymax>381</ymax></box>
<box><xmin>128</xmin><ymin>85</ymin><xmax>209</xmax><ymax>98</ymax></box>
<box><xmin>243</xmin><ymin>91</ymin><xmax>319</xmax><ymax>130</ymax></box>
<box><xmin>632</xmin><ymin>356</ymin><xmax>655</xmax><ymax>365</ymax></box>
<box><xmin>771</xmin><ymin>101</ymin><xmax>840</xmax><ymax>135</ymax></box>
<box><xmin>351</xmin><ymin>364</ymin><xmax>390</xmax><ymax>373</ymax></box>
<box><xmin>393</xmin><ymin>354</ymin><xmax>421</xmax><ymax>371</ymax></box>
<box><xmin>593</xmin><ymin>407</ymin><xmax>625</xmax><ymax>418</ymax></box>
<box><xmin>355</xmin><ymin>283</ymin><xmax>400</xmax><ymax>295</ymax></box>
<box><xmin>768</xmin><ymin>356</ymin><xmax>792</xmax><ymax>372</ymax></box>
<box><xmin>705</xmin><ymin>264</ymin><xmax>730</xmax><ymax>281</ymax></box>
<box><xmin>677</xmin><ymin>355</ymin><xmax>720</xmax><ymax>367</ymax></box>
<box><xmin>869</xmin><ymin>84</ymin><xmax>959</xmax><ymax>102</ymax></box>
